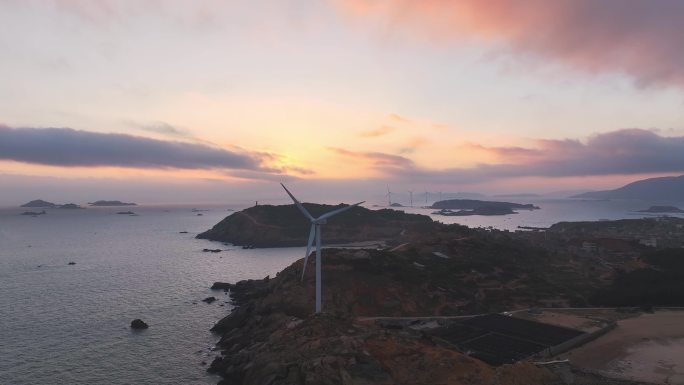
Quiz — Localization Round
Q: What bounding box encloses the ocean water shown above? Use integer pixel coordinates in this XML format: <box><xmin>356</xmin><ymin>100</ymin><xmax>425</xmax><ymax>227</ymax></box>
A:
<box><xmin>0</xmin><ymin>205</ymin><xmax>305</xmax><ymax>385</ymax></box>
<box><xmin>1</xmin><ymin>198</ymin><xmax>683</xmax><ymax>385</ymax></box>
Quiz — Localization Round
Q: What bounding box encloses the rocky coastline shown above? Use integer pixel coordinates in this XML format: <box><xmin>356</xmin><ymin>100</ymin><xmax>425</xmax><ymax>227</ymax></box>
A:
<box><xmin>206</xmin><ymin>260</ymin><xmax>554</xmax><ymax>385</ymax></box>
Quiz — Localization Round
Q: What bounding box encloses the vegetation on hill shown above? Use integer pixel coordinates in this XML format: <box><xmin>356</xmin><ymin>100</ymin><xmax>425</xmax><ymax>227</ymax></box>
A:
<box><xmin>591</xmin><ymin>248</ymin><xmax>684</xmax><ymax>306</ymax></box>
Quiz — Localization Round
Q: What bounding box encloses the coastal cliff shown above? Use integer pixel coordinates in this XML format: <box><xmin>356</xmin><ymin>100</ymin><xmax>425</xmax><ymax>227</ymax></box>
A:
<box><xmin>197</xmin><ymin>204</ymin><xmax>435</xmax><ymax>247</ymax></box>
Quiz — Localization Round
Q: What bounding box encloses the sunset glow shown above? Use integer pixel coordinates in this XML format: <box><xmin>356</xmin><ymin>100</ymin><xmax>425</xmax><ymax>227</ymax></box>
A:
<box><xmin>2</xmin><ymin>0</ymin><xmax>684</xmax><ymax>203</ymax></box>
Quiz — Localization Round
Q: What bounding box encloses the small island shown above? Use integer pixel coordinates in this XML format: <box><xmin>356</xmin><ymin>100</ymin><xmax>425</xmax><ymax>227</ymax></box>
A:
<box><xmin>88</xmin><ymin>200</ymin><xmax>137</xmax><ymax>206</ymax></box>
<box><xmin>116</xmin><ymin>211</ymin><xmax>136</xmax><ymax>215</ymax></box>
<box><xmin>58</xmin><ymin>203</ymin><xmax>84</xmax><ymax>209</ymax></box>
<box><xmin>637</xmin><ymin>205</ymin><xmax>684</xmax><ymax>213</ymax></box>
<box><xmin>430</xmin><ymin>199</ymin><xmax>539</xmax><ymax>216</ymax></box>
<box><xmin>432</xmin><ymin>206</ymin><xmax>516</xmax><ymax>216</ymax></box>
<box><xmin>21</xmin><ymin>199</ymin><xmax>57</xmax><ymax>208</ymax></box>
<box><xmin>21</xmin><ymin>210</ymin><xmax>46</xmax><ymax>216</ymax></box>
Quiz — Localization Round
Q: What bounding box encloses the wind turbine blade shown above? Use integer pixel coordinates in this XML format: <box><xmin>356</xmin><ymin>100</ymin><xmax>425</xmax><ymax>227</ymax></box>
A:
<box><xmin>280</xmin><ymin>183</ymin><xmax>314</xmax><ymax>221</ymax></box>
<box><xmin>301</xmin><ymin>224</ymin><xmax>315</xmax><ymax>281</ymax></box>
<box><xmin>318</xmin><ymin>201</ymin><xmax>365</xmax><ymax>221</ymax></box>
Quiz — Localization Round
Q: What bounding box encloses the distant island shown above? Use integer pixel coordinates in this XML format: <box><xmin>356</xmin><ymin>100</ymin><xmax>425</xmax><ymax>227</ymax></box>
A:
<box><xmin>57</xmin><ymin>203</ymin><xmax>84</xmax><ymax>209</ymax></box>
<box><xmin>21</xmin><ymin>199</ymin><xmax>57</xmax><ymax>208</ymax></box>
<box><xmin>573</xmin><ymin>174</ymin><xmax>684</xmax><ymax>201</ymax></box>
<box><xmin>430</xmin><ymin>199</ymin><xmax>539</xmax><ymax>216</ymax></box>
<box><xmin>432</xmin><ymin>206</ymin><xmax>516</xmax><ymax>216</ymax></box>
<box><xmin>21</xmin><ymin>210</ymin><xmax>46</xmax><ymax>216</ymax></box>
<box><xmin>197</xmin><ymin>203</ymin><xmax>436</xmax><ymax>247</ymax></box>
<box><xmin>88</xmin><ymin>200</ymin><xmax>137</xmax><ymax>206</ymax></box>
<box><xmin>637</xmin><ymin>205</ymin><xmax>684</xmax><ymax>213</ymax></box>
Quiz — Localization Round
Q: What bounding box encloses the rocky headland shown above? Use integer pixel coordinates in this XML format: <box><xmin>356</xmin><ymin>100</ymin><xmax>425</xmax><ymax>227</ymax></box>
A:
<box><xmin>205</xmin><ymin>222</ymin><xmax>626</xmax><ymax>385</ymax></box>
<box><xmin>196</xmin><ymin>204</ymin><xmax>436</xmax><ymax>247</ymax></box>
<box><xmin>203</xmin><ymin>206</ymin><xmax>682</xmax><ymax>385</ymax></box>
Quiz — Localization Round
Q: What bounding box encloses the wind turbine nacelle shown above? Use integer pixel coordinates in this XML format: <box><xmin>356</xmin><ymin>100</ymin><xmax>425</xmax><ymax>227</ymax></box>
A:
<box><xmin>314</xmin><ymin>219</ymin><xmax>328</xmax><ymax>225</ymax></box>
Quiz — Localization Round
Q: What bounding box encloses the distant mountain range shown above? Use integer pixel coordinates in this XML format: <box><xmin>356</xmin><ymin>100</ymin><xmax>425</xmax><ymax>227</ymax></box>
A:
<box><xmin>573</xmin><ymin>174</ymin><xmax>684</xmax><ymax>201</ymax></box>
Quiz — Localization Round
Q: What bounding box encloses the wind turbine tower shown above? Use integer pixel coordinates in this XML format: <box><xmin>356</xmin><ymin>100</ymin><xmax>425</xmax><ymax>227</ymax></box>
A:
<box><xmin>408</xmin><ymin>190</ymin><xmax>413</xmax><ymax>207</ymax></box>
<box><xmin>386</xmin><ymin>185</ymin><xmax>393</xmax><ymax>206</ymax></box>
<box><xmin>281</xmin><ymin>184</ymin><xmax>364</xmax><ymax>313</ymax></box>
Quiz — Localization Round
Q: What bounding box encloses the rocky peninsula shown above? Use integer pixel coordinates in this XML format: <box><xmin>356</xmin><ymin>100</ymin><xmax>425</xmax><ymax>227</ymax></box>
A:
<box><xmin>197</xmin><ymin>203</ymin><xmax>435</xmax><ymax>247</ymax></box>
<box><xmin>203</xmin><ymin>206</ymin><xmax>684</xmax><ymax>385</ymax></box>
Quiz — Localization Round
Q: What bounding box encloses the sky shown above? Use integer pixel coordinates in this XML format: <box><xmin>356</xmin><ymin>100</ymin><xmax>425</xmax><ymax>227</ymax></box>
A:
<box><xmin>1</xmin><ymin>0</ymin><xmax>684</xmax><ymax>205</ymax></box>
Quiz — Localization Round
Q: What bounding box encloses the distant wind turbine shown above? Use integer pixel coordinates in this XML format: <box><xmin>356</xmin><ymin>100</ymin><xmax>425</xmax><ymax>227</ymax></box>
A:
<box><xmin>281</xmin><ymin>183</ymin><xmax>365</xmax><ymax>313</ymax></box>
<box><xmin>385</xmin><ymin>185</ymin><xmax>393</xmax><ymax>206</ymax></box>
<box><xmin>408</xmin><ymin>190</ymin><xmax>413</xmax><ymax>207</ymax></box>
<box><xmin>424</xmin><ymin>187</ymin><xmax>428</xmax><ymax>205</ymax></box>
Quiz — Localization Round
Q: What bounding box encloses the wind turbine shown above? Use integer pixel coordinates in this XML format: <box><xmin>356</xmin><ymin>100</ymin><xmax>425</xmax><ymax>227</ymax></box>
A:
<box><xmin>408</xmin><ymin>190</ymin><xmax>413</xmax><ymax>207</ymax></box>
<box><xmin>385</xmin><ymin>185</ymin><xmax>393</xmax><ymax>206</ymax></box>
<box><xmin>281</xmin><ymin>183</ymin><xmax>364</xmax><ymax>313</ymax></box>
<box><xmin>424</xmin><ymin>187</ymin><xmax>428</xmax><ymax>205</ymax></box>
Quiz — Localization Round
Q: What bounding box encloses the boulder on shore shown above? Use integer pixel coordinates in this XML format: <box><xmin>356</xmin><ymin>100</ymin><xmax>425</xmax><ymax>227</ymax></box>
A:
<box><xmin>202</xmin><ymin>296</ymin><xmax>217</xmax><ymax>304</ymax></box>
<box><xmin>130</xmin><ymin>319</ymin><xmax>149</xmax><ymax>329</ymax></box>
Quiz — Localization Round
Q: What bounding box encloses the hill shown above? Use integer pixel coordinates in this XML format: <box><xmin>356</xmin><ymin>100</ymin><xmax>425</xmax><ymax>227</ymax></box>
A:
<box><xmin>196</xmin><ymin>204</ymin><xmax>436</xmax><ymax>247</ymax></box>
<box><xmin>573</xmin><ymin>174</ymin><xmax>684</xmax><ymax>201</ymax></box>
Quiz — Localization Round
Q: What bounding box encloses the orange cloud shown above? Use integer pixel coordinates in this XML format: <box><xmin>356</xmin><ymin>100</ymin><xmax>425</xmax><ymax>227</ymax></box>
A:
<box><xmin>359</xmin><ymin>125</ymin><xmax>397</xmax><ymax>138</ymax></box>
<box><xmin>337</xmin><ymin>0</ymin><xmax>684</xmax><ymax>88</ymax></box>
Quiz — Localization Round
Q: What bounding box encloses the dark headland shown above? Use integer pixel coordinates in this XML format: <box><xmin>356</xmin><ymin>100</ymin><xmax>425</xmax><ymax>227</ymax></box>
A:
<box><xmin>205</xmin><ymin>206</ymin><xmax>684</xmax><ymax>385</ymax></box>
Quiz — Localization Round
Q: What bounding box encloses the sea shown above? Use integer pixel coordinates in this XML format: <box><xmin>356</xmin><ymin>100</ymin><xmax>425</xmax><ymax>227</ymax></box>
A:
<box><xmin>1</xmin><ymin>198</ymin><xmax>683</xmax><ymax>385</ymax></box>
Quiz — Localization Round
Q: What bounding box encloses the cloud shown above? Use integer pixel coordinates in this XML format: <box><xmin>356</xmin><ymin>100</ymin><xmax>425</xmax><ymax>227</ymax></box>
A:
<box><xmin>359</xmin><ymin>125</ymin><xmax>396</xmax><ymax>138</ymax></box>
<box><xmin>398</xmin><ymin>137</ymin><xmax>428</xmax><ymax>154</ymax></box>
<box><xmin>130</xmin><ymin>121</ymin><xmax>192</xmax><ymax>138</ymax></box>
<box><xmin>333</xmin><ymin>129</ymin><xmax>684</xmax><ymax>184</ymax></box>
<box><xmin>389</xmin><ymin>113</ymin><xmax>410</xmax><ymax>123</ymax></box>
<box><xmin>328</xmin><ymin>147</ymin><xmax>415</xmax><ymax>170</ymax></box>
<box><xmin>337</xmin><ymin>0</ymin><xmax>684</xmax><ymax>89</ymax></box>
<box><xmin>0</xmin><ymin>125</ymin><xmax>267</xmax><ymax>171</ymax></box>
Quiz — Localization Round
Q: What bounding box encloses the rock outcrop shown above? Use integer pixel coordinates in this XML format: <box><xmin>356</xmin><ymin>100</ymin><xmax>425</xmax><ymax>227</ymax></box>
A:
<box><xmin>131</xmin><ymin>319</ymin><xmax>149</xmax><ymax>329</ymax></box>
